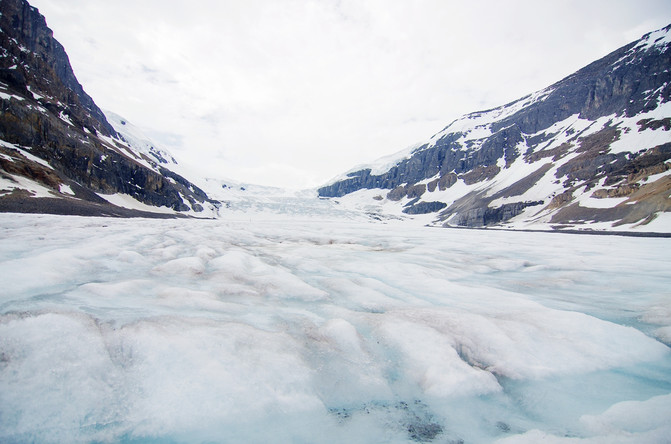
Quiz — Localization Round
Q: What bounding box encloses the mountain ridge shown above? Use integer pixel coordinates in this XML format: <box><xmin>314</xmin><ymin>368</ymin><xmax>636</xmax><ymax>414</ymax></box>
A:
<box><xmin>318</xmin><ymin>24</ymin><xmax>671</xmax><ymax>232</ymax></box>
<box><xmin>0</xmin><ymin>0</ymin><xmax>219</xmax><ymax>218</ymax></box>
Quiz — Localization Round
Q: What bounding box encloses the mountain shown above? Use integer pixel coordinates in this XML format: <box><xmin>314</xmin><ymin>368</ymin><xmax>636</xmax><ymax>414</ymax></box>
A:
<box><xmin>319</xmin><ymin>25</ymin><xmax>671</xmax><ymax>232</ymax></box>
<box><xmin>0</xmin><ymin>0</ymin><xmax>218</xmax><ymax>217</ymax></box>
<box><xmin>3</xmin><ymin>0</ymin><xmax>669</xmax><ymax>230</ymax></box>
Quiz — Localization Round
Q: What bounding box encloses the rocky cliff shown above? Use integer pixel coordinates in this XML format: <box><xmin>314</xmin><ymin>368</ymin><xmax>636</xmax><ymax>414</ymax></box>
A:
<box><xmin>0</xmin><ymin>0</ymin><xmax>217</xmax><ymax>217</ymax></box>
<box><xmin>319</xmin><ymin>25</ymin><xmax>671</xmax><ymax>231</ymax></box>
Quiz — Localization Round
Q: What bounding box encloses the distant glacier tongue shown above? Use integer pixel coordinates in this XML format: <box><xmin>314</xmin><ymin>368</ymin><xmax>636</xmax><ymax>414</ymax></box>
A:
<box><xmin>1</xmin><ymin>214</ymin><xmax>670</xmax><ymax>443</ymax></box>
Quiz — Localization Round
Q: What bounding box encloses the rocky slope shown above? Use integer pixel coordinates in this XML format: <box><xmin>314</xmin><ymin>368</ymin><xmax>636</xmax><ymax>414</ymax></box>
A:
<box><xmin>0</xmin><ymin>0</ymin><xmax>218</xmax><ymax>217</ymax></box>
<box><xmin>319</xmin><ymin>25</ymin><xmax>671</xmax><ymax>231</ymax></box>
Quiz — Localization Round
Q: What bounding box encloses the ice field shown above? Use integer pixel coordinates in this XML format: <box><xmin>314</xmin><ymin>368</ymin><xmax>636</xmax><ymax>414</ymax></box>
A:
<box><xmin>1</xmin><ymin>212</ymin><xmax>670</xmax><ymax>443</ymax></box>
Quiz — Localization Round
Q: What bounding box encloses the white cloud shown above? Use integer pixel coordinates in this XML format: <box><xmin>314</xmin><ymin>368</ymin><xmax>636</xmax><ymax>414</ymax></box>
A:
<box><xmin>29</xmin><ymin>0</ymin><xmax>671</xmax><ymax>189</ymax></box>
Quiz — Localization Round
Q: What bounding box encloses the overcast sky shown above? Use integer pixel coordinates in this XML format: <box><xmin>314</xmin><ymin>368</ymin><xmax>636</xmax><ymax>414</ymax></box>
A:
<box><xmin>30</xmin><ymin>0</ymin><xmax>671</xmax><ymax>189</ymax></box>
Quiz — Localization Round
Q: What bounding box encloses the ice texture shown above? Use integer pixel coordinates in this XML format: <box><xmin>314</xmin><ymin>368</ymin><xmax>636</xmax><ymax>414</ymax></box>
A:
<box><xmin>0</xmin><ymin>214</ymin><xmax>670</xmax><ymax>443</ymax></box>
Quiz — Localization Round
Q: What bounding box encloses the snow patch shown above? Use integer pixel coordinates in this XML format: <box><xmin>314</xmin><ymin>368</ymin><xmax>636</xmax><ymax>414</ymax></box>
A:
<box><xmin>26</xmin><ymin>86</ymin><xmax>44</xmax><ymax>100</ymax></box>
<box><xmin>59</xmin><ymin>184</ymin><xmax>75</xmax><ymax>195</ymax></box>
<box><xmin>0</xmin><ymin>90</ymin><xmax>24</xmax><ymax>101</ymax></box>
<box><xmin>634</xmin><ymin>25</ymin><xmax>671</xmax><ymax>53</ymax></box>
<box><xmin>97</xmin><ymin>192</ymin><xmax>176</xmax><ymax>214</ymax></box>
<box><xmin>609</xmin><ymin>100</ymin><xmax>671</xmax><ymax>154</ymax></box>
<box><xmin>0</xmin><ymin>173</ymin><xmax>54</xmax><ymax>197</ymax></box>
<box><xmin>58</xmin><ymin>111</ymin><xmax>74</xmax><ymax>126</ymax></box>
<box><xmin>104</xmin><ymin>110</ymin><xmax>177</xmax><ymax>166</ymax></box>
<box><xmin>0</xmin><ymin>142</ymin><xmax>54</xmax><ymax>170</ymax></box>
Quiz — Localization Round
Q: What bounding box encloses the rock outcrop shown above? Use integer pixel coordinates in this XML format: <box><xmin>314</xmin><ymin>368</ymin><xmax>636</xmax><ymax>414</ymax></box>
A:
<box><xmin>0</xmin><ymin>0</ymin><xmax>217</xmax><ymax>217</ymax></box>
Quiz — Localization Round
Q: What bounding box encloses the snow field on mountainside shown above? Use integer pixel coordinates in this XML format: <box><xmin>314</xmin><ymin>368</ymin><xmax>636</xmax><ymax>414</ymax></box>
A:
<box><xmin>0</xmin><ymin>214</ymin><xmax>670</xmax><ymax>443</ymax></box>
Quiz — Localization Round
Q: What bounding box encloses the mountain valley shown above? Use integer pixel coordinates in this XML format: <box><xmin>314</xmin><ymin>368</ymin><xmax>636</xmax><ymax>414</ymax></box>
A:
<box><xmin>1</xmin><ymin>0</ymin><xmax>670</xmax><ymax>234</ymax></box>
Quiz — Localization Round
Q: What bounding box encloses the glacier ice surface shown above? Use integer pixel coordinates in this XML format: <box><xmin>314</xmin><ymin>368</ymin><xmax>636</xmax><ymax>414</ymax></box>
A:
<box><xmin>0</xmin><ymin>213</ymin><xmax>670</xmax><ymax>443</ymax></box>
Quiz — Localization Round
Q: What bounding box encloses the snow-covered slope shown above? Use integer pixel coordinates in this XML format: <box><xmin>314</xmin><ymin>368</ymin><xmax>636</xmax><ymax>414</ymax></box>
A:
<box><xmin>319</xmin><ymin>25</ymin><xmax>671</xmax><ymax>233</ymax></box>
<box><xmin>102</xmin><ymin>111</ymin><xmax>223</xmax><ymax>218</ymax></box>
<box><xmin>104</xmin><ymin>110</ymin><xmax>178</xmax><ymax>167</ymax></box>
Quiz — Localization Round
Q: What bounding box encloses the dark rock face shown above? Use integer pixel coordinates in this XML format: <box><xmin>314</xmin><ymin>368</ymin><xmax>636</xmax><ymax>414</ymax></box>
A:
<box><xmin>402</xmin><ymin>201</ymin><xmax>447</xmax><ymax>215</ymax></box>
<box><xmin>318</xmin><ymin>126</ymin><xmax>524</xmax><ymax>199</ymax></box>
<box><xmin>319</xmin><ymin>25</ymin><xmax>671</xmax><ymax>229</ymax></box>
<box><xmin>0</xmin><ymin>0</ymin><xmax>216</xmax><ymax>215</ymax></box>
<box><xmin>446</xmin><ymin>201</ymin><xmax>544</xmax><ymax>227</ymax></box>
<box><xmin>0</xmin><ymin>0</ymin><xmax>114</xmax><ymax>137</ymax></box>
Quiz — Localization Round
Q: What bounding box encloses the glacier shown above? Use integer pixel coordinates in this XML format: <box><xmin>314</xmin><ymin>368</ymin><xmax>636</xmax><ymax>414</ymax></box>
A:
<box><xmin>1</xmin><ymin>212</ymin><xmax>670</xmax><ymax>443</ymax></box>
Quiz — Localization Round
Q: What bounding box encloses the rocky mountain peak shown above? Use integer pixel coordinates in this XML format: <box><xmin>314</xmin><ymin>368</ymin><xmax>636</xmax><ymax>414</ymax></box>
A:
<box><xmin>0</xmin><ymin>0</ymin><xmax>115</xmax><ymax>137</ymax></box>
<box><xmin>0</xmin><ymin>0</ymin><xmax>219</xmax><ymax>217</ymax></box>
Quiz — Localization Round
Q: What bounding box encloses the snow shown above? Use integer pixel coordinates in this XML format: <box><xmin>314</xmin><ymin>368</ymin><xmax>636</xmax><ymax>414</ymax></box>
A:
<box><xmin>608</xmin><ymin>100</ymin><xmax>671</xmax><ymax>154</ymax></box>
<box><xmin>97</xmin><ymin>192</ymin><xmax>177</xmax><ymax>214</ymax></box>
<box><xmin>0</xmin><ymin>90</ymin><xmax>24</xmax><ymax>101</ymax></box>
<box><xmin>326</xmin><ymin>84</ymin><xmax>556</xmax><ymax>182</ymax></box>
<box><xmin>0</xmin><ymin>174</ymin><xmax>54</xmax><ymax>197</ymax></box>
<box><xmin>16</xmin><ymin>149</ymin><xmax>52</xmax><ymax>169</ymax></box>
<box><xmin>612</xmin><ymin>25</ymin><xmax>671</xmax><ymax>70</ymax></box>
<box><xmin>575</xmin><ymin>191</ymin><xmax>630</xmax><ymax>209</ymax></box>
<box><xmin>26</xmin><ymin>85</ymin><xmax>44</xmax><ymax>100</ymax></box>
<box><xmin>0</xmin><ymin>140</ymin><xmax>54</xmax><ymax>170</ymax></box>
<box><xmin>1</xmin><ymin>213</ymin><xmax>669</xmax><ymax>443</ymax></box>
<box><xmin>633</xmin><ymin>211</ymin><xmax>671</xmax><ymax>232</ymax></box>
<box><xmin>104</xmin><ymin>110</ymin><xmax>177</xmax><ymax>166</ymax></box>
<box><xmin>323</xmin><ymin>142</ymin><xmax>423</xmax><ymax>185</ymax></box>
<box><xmin>427</xmin><ymin>87</ymin><xmax>554</xmax><ymax>149</ymax></box>
<box><xmin>59</xmin><ymin>184</ymin><xmax>75</xmax><ymax>195</ymax></box>
<box><xmin>497</xmin><ymin>394</ymin><xmax>671</xmax><ymax>443</ymax></box>
<box><xmin>58</xmin><ymin>110</ymin><xmax>74</xmax><ymax>126</ymax></box>
<box><xmin>525</xmin><ymin>113</ymin><xmax>597</xmax><ymax>153</ymax></box>
<box><xmin>323</xmin><ymin>84</ymin><xmax>671</xmax><ymax>232</ymax></box>
<box><xmin>634</xmin><ymin>25</ymin><xmax>671</xmax><ymax>53</ymax></box>
<box><xmin>97</xmin><ymin>133</ymin><xmax>159</xmax><ymax>173</ymax></box>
